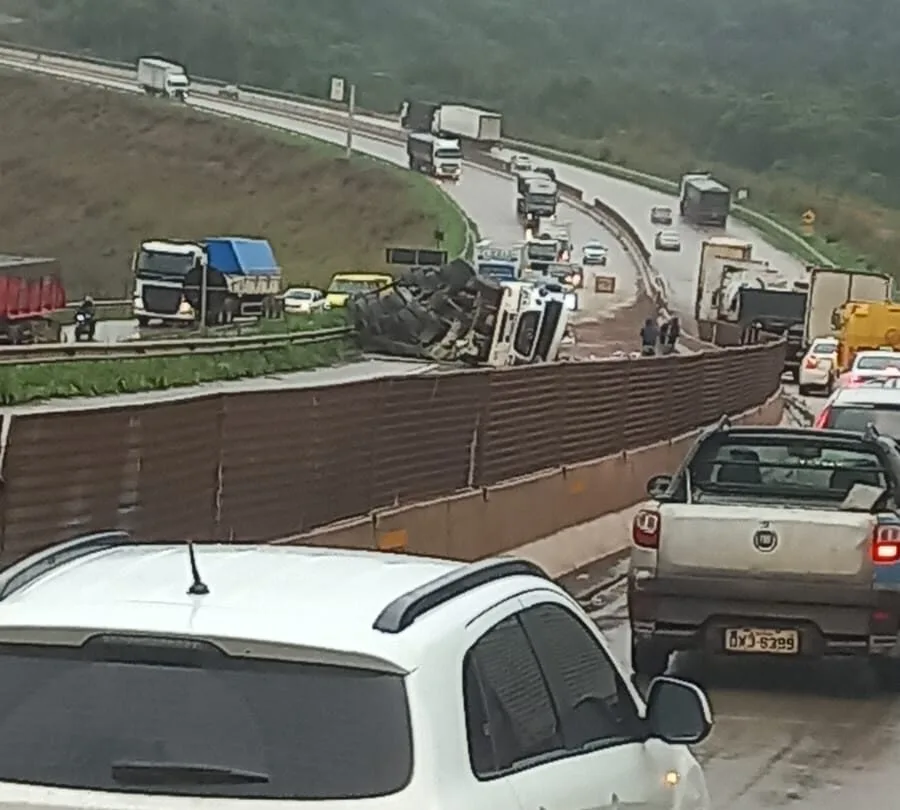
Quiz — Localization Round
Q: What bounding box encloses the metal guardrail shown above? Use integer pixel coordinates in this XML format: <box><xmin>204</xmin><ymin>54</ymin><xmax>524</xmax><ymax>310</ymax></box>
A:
<box><xmin>0</xmin><ymin>40</ymin><xmax>836</xmax><ymax>269</ymax></box>
<box><xmin>0</xmin><ymin>326</ymin><xmax>352</xmax><ymax>365</ymax></box>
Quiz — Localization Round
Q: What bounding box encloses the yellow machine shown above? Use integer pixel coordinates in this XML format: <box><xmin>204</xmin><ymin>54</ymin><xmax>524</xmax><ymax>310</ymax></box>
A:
<box><xmin>835</xmin><ymin>300</ymin><xmax>900</xmax><ymax>372</ymax></box>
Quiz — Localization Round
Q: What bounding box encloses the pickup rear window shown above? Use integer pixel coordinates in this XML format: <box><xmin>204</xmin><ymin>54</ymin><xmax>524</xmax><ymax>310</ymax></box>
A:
<box><xmin>688</xmin><ymin>434</ymin><xmax>891</xmax><ymax>503</ymax></box>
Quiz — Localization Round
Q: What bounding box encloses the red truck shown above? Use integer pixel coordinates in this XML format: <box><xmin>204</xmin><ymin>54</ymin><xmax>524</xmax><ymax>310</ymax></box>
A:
<box><xmin>0</xmin><ymin>256</ymin><xmax>66</xmax><ymax>343</ymax></box>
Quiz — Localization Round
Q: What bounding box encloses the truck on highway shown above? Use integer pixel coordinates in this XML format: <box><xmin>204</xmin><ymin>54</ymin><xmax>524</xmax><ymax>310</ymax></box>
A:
<box><xmin>132</xmin><ymin>237</ymin><xmax>282</xmax><ymax>326</ymax></box>
<box><xmin>520</xmin><ymin>237</ymin><xmax>560</xmax><ymax>273</ymax></box>
<box><xmin>679</xmin><ymin>172</ymin><xmax>730</xmax><ymax>227</ymax></box>
<box><xmin>136</xmin><ymin>57</ymin><xmax>189</xmax><ymax>101</ymax></box>
<box><xmin>346</xmin><ymin>259</ymin><xmax>569</xmax><ymax>366</ymax></box>
<box><xmin>475</xmin><ymin>245</ymin><xmax>521</xmax><ymax>282</ymax></box>
<box><xmin>804</xmin><ymin>267</ymin><xmax>892</xmax><ymax>348</ymax></box>
<box><xmin>0</xmin><ymin>255</ymin><xmax>65</xmax><ymax>343</ymax></box>
<box><xmin>406</xmin><ymin>132</ymin><xmax>462</xmax><ymax>180</ymax></box>
<box><xmin>693</xmin><ymin>237</ymin><xmax>753</xmax><ymax>326</ymax></box>
<box><xmin>432</xmin><ymin>104</ymin><xmax>502</xmax><ymax>145</ymax></box>
<box><xmin>517</xmin><ymin>176</ymin><xmax>558</xmax><ymax>227</ymax></box>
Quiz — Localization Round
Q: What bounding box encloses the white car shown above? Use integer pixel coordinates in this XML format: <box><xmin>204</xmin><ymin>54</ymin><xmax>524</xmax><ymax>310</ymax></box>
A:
<box><xmin>655</xmin><ymin>230</ymin><xmax>681</xmax><ymax>251</ymax></box>
<box><xmin>650</xmin><ymin>205</ymin><xmax>673</xmax><ymax>225</ymax></box>
<box><xmin>839</xmin><ymin>349</ymin><xmax>900</xmax><ymax>388</ymax></box>
<box><xmin>797</xmin><ymin>336</ymin><xmax>838</xmax><ymax>395</ymax></box>
<box><xmin>509</xmin><ymin>154</ymin><xmax>533</xmax><ymax>172</ymax></box>
<box><xmin>280</xmin><ymin>286</ymin><xmax>329</xmax><ymax>314</ymax></box>
<box><xmin>581</xmin><ymin>240</ymin><xmax>608</xmax><ymax>265</ymax></box>
<box><xmin>2</xmin><ymin>533</ymin><xmax>713</xmax><ymax>810</ymax></box>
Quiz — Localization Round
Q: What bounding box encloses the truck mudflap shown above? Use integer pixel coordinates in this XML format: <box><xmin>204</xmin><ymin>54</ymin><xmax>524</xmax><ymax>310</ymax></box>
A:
<box><xmin>345</xmin><ymin>259</ymin><xmax>503</xmax><ymax>364</ymax></box>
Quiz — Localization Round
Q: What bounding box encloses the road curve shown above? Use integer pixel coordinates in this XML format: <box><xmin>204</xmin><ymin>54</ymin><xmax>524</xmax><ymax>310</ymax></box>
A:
<box><xmin>0</xmin><ymin>52</ymin><xmax>639</xmax><ymax>330</ymax></box>
<box><xmin>0</xmin><ymin>48</ymin><xmax>810</xmax><ymax>323</ymax></box>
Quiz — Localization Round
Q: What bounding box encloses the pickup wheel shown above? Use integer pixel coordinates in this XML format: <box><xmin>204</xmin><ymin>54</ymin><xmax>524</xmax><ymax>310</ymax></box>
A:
<box><xmin>631</xmin><ymin>639</ymin><xmax>671</xmax><ymax>678</ymax></box>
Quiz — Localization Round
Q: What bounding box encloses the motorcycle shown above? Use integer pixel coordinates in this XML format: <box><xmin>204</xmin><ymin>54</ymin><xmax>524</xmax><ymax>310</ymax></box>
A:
<box><xmin>74</xmin><ymin>311</ymin><xmax>96</xmax><ymax>342</ymax></box>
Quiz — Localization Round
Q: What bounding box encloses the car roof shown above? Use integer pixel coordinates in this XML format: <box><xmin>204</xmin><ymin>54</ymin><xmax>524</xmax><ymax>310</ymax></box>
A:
<box><xmin>853</xmin><ymin>350</ymin><xmax>900</xmax><ymax>361</ymax></box>
<box><xmin>0</xmin><ymin>544</ymin><xmax>554</xmax><ymax>672</ymax></box>
<box><xmin>583</xmin><ymin>240</ymin><xmax>606</xmax><ymax>248</ymax></box>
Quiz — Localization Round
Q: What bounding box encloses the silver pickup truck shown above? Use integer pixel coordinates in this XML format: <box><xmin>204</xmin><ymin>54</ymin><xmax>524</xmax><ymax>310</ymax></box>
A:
<box><xmin>628</xmin><ymin>419</ymin><xmax>900</xmax><ymax>683</ymax></box>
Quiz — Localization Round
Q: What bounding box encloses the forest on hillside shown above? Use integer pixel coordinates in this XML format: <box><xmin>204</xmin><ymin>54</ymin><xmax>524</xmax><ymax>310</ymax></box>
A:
<box><xmin>2</xmin><ymin>0</ymin><xmax>899</xmax><ymax>206</ymax></box>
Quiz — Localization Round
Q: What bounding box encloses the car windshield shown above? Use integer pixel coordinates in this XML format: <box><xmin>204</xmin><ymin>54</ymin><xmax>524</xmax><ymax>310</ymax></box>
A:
<box><xmin>688</xmin><ymin>434</ymin><xmax>889</xmax><ymax>503</ymax></box>
<box><xmin>584</xmin><ymin>244</ymin><xmax>606</xmax><ymax>252</ymax></box>
<box><xmin>435</xmin><ymin>148</ymin><xmax>462</xmax><ymax>159</ymax></box>
<box><xmin>0</xmin><ymin>639</ymin><xmax>412</xmax><ymax>799</ymax></box>
<box><xmin>827</xmin><ymin>405</ymin><xmax>900</xmax><ymax>437</ymax></box>
<box><xmin>286</xmin><ymin>290</ymin><xmax>312</xmax><ymax>299</ymax></box>
<box><xmin>855</xmin><ymin>355</ymin><xmax>900</xmax><ymax>370</ymax></box>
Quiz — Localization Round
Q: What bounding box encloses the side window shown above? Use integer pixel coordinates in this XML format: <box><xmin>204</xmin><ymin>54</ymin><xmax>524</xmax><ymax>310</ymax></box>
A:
<box><xmin>463</xmin><ymin>615</ymin><xmax>563</xmax><ymax>777</ymax></box>
<box><xmin>519</xmin><ymin>602</ymin><xmax>643</xmax><ymax>749</ymax></box>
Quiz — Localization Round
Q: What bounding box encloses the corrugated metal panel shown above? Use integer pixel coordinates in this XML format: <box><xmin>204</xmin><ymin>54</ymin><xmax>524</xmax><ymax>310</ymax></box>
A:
<box><xmin>559</xmin><ymin>363</ymin><xmax>621</xmax><ymax>463</ymax></box>
<box><xmin>622</xmin><ymin>358</ymin><xmax>674</xmax><ymax>447</ymax></box>
<box><xmin>479</xmin><ymin>366</ymin><xmax>564</xmax><ymax>484</ymax></box>
<box><xmin>372</xmin><ymin>371</ymin><xmax>487</xmax><ymax>504</ymax></box>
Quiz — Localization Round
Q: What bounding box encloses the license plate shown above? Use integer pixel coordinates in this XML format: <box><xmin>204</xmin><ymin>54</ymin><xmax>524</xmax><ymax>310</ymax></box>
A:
<box><xmin>724</xmin><ymin>627</ymin><xmax>799</xmax><ymax>654</ymax></box>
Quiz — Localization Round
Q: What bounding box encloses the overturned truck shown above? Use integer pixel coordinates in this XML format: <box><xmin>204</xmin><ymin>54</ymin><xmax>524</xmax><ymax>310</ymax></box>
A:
<box><xmin>345</xmin><ymin>258</ymin><xmax>569</xmax><ymax>365</ymax></box>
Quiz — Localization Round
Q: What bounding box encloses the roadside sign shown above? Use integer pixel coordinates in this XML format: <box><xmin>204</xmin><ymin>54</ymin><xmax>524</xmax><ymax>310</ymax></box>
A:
<box><xmin>801</xmin><ymin>209</ymin><xmax>816</xmax><ymax>224</ymax></box>
<box><xmin>594</xmin><ymin>275</ymin><xmax>616</xmax><ymax>294</ymax></box>
<box><xmin>735</xmin><ymin>188</ymin><xmax>749</xmax><ymax>201</ymax></box>
<box><xmin>329</xmin><ymin>76</ymin><xmax>345</xmax><ymax>102</ymax></box>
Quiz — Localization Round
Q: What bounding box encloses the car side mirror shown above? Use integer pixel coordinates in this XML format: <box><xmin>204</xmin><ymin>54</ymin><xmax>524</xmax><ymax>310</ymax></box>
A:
<box><xmin>646</xmin><ymin>474</ymin><xmax>672</xmax><ymax>498</ymax></box>
<box><xmin>645</xmin><ymin>676</ymin><xmax>712</xmax><ymax>745</ymax></box>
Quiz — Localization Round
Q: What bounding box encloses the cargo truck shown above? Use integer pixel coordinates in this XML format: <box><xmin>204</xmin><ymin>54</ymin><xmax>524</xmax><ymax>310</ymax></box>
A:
<box><xmin>406</xmin><ymin>132</ymin><xmax>462</xmax><ymax>179</ymax></box>
<box><xmin>399</xmin><ymin>100</ymin><xmax>440</xmax><ymax>132</ymax></box>
<box><xmin>433</xmin><ymin>104</ymin><xmax>502</xmax><ymax>145</ymax></box>
<box><xmin>517</xmin><ymin>177</ymin><xmax>558</xmax><ymax>227</ymax></box>
<box><xmin>136</xmin><ymin>57</ymin><xmax>189</xmax><ymax>101</ymax></box>
<box><xmin>132</xmin><ymin>237</ymin><xmax>281</xmax><ymax>326</ymax></box>
<box><xmin>804</xmin><ymin>267</ymin><xmax>893</xmax><ymax>348</ymax></box>
<box><xmin>0</xmin><ymin>256</ymin><xmax>65</xmax><ymax>343</ymax></box>
<box><xmin>679</xmin><ymin>172</ymin><xmax>730</xmax><ymax>227</ymax></box>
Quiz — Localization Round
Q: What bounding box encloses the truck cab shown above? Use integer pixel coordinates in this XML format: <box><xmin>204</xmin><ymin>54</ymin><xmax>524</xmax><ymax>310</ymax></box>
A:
<box><xmin>487</xmin><ymin>281</ymin><xmax>570</xmax><ymax>365</ymax></box>
<box><xmin>406</xmin><ymin>133</ymin><xmax>461</xmax><ymax>180</ymax></box>
<box><xmin>132</xmin><ymin>240</ymin><xmax>204</xmax><ymax>325</ymax></box>
<box><xmin>475</xmin><ymin>245</ymin><xmax>520</xmax><ymax>282</ymax></box>
<box><xmin>516</xmin><ymin>178</ymin><xmax>558</xmax><ymax>221</ymax></box>
<box><xmin>520</xmin><ymin>238</ymin><xmax>559</xmax><ymax>272</ymax></box>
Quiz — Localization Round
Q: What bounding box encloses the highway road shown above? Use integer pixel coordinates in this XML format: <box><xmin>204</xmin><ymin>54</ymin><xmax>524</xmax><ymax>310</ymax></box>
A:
<box><xmin>578</xmin><ymin>556</ymin><xmax>900</xmax><ymax>809</ymax></box>
<box><xmin>0</xmin><ymin>48</ymin><xmax>809</xmax><ymax>326</ymax></box>
<box><xmin>0</xmin><ymin>51</ymin><xmax>638</xmax><ymax>341</ymax></box>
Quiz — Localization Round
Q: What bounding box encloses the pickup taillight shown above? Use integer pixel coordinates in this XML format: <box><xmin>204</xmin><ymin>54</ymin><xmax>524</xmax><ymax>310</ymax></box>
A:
<box><xmin>872</xmin><ymin>524</ymin><xmax>900</xmax><ymax>563</ymax></box>
<box><xmin>632</xmin><ymin>509</ymin><xmax>660</xmax><ymax>548</ymax></box>
<box><xmin>813</xmin><ymin>405</ymin><xmax>831</xmax><ymax>429</ymax></box>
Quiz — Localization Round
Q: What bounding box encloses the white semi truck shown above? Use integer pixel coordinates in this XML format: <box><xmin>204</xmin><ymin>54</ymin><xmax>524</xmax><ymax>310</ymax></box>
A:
<box><xmin>136</xmin><ymin>57</ymin><xmax>190</xmax><ymax>101</ymax></box>
<box><xmin>406</xmin><ymin>133</ymin><xmax>462</xmax><ymax>180</ymax></box>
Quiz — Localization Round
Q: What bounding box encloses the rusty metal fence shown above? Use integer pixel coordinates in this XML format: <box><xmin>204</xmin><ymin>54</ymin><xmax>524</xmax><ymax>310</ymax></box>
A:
<box><xmin>0</xmin><ymin>341</ymin><xmax>784</xmax><ymax>562</ymax></box>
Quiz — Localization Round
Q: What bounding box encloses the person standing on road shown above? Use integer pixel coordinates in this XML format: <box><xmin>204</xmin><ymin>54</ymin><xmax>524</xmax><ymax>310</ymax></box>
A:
<box><xmin>660</xmin><ymin>315</ymin><xmax>679</xmax><ymax>355</ymax></box>
<box><xmin>640</xmin><ymin>317</ymin><xmax>658</xmax><ymax>356</ymax></box>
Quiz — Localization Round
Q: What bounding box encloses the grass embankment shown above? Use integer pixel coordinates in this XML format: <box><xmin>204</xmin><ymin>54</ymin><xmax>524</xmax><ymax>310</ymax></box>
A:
<box><xmin>0</xmin><ymin>313</ymin><xmax>355</xmax><ymax>405</ymax></box>
<box><xmin>511</xmin><ymin>121</ymin><xmax>894</xmax><ymax>275</ymax></box>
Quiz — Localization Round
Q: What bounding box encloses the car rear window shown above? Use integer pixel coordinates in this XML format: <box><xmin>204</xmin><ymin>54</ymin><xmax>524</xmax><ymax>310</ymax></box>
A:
<box><xmin>811</xmin><ymin>340</ymin><xmax>837</xmax><ymax>355</ymax></box>
<box><xmin>0</xmin><ymin>637</ymin><xmax>412</xmax><ymax>798</ymax></box>
<box><xmin>826</xmin><ymin>404</ymin><xmax>900</xmax><ymax>437</ymax></box>
<box><xmin>855</xmin><ymin>355</ymin><xmax>900</xmax><ymax>370</ymax></box>
<box><xmin>689</xmin><ymin>434</ymin><xmax>889</xmax><ymax>502</ymax></box>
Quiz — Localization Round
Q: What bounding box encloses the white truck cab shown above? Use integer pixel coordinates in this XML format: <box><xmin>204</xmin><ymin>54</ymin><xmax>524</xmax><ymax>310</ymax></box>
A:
<box><xmin>488</xmin><ymin>281</ymin><xmax>570</xmax><ymax>365</ymax></box>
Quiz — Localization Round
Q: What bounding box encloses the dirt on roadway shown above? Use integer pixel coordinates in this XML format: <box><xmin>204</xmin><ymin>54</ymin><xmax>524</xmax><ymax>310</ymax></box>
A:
<box><xmin>0</xmin><ymin>70</ymin><xmax>457</xmax><ymax>298</ymax></box>
<box><xmin>567</xmin><ymin>555</ymin><xmax>900</xmax><ymax>808</ymax></box>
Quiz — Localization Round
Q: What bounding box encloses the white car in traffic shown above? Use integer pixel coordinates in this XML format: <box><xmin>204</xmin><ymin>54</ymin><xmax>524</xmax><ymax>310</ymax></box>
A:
<box><xmin>650</xmin><ymin>205</ymin><xmax>673</xmax><ymax>225</ymax></box>
<box><xmin>654</xmin><ymin>230</ymin><xmax>681</xmax><ymax>251</ymax></box>
<box><xmin>797</xmin><ymin>336</ymin><xmax>838</xmax><ymax>395</ymax></box>
<box><xmin>581</xmin><ymin>240</ymin><xmax>608</xmax><ymax>265</ymax></box>
<box><xmin>839</xmin><ymin>349</ymin><xmax>900</xmax><ymax>388</ymax></box>
<box><xmin>0</xmin><ymin>534</ymin><xmax>715</xmax><ymax>810</ymax></box>
<box><xmin>509</xmin><ymin>154</ymin><xmax>533</xmax><ymax>172</ymax></box>
<box><xmin>280</xmin><ymin>286</ymin><xmax>329</xmax><ymax>314</ymax></box>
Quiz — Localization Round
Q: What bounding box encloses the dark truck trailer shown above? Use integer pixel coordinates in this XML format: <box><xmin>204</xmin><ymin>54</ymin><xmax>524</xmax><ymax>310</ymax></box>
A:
<box><xmin>680</xmin><ymin>175</ymin><xmax>731</xmax><ymax>227</ymax></box>
<box><xmin>736</xmin><ymin>288</ymin><xmax>807</xmax><ymax>378</ymax></box>
<box><xmin>400</xmin><ymin>99</ymin><xmax>439</xmax><ymax>133</ymax></box>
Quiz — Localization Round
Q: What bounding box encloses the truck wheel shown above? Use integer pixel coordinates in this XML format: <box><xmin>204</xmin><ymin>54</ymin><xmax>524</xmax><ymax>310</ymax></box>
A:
<box><xmin>631</xmin><ymin>639</ymin><xmax>670</xmax><ymax>678</ymax></box>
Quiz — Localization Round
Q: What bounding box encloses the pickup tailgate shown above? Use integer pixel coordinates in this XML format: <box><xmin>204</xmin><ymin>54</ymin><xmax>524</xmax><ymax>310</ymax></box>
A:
<box><xmin>657</xmin><ymin>504</ymin><xmax>875</xmax><ymax>584</ymax></box>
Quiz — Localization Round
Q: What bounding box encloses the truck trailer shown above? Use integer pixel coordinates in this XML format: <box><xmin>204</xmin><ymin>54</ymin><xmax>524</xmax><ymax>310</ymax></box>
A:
<box><xmin>132</xmin><ymin>236</ymin><xmax>282</xmax><ymax>326</ymax></box>
<box><xmin>136</xmin><ymin>57</ymin><xmax>189</xmax><ymax>101</ymax></box>
<box><xmin>679</xmin><ymin>173</ymin><xmax>730</xmax><ymax>227</ymax></box>
<box><xmin>433</xmin><ymin>104</ymin><xmax>502</xmax><ymax>145</ymax></box>
<box><xmin>406</xmin><ymin>132</ymin><xmax>462</xmax><ymax>179</ymax></box>
<box><xmin>0</xmin><ymin>255</ymin><xmax>65</xmax><ymax>343</ymax></box>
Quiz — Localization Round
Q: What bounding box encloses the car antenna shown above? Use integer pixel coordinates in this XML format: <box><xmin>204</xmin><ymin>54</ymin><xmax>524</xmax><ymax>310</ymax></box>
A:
<box><xmin>187</xmin><ymin>542</ymin><xmax>209</xmax><ymax>595</ymax></box>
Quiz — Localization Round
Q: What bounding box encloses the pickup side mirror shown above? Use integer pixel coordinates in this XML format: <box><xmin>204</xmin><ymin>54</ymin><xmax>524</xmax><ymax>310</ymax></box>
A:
<box><xmin>646</xmin><ymin>474</ymin><xmax>672</xmax><ymax>498</ymax></box>
<box><xmin>645</xmin><ymin>676</ymin><xmax>712</xmax><ymax>745</ymax></box>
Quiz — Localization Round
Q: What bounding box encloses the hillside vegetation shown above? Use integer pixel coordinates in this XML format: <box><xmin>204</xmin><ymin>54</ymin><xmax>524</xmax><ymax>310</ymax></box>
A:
<box><xmin>0</xmin><ymin>69</ymin><xmax>462</xmax><ymax>298</ymax></box>
<box><xmin>0</xmin><ymin>0</ymin><xmax>895</xmax><ymax>272</ymax></box>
